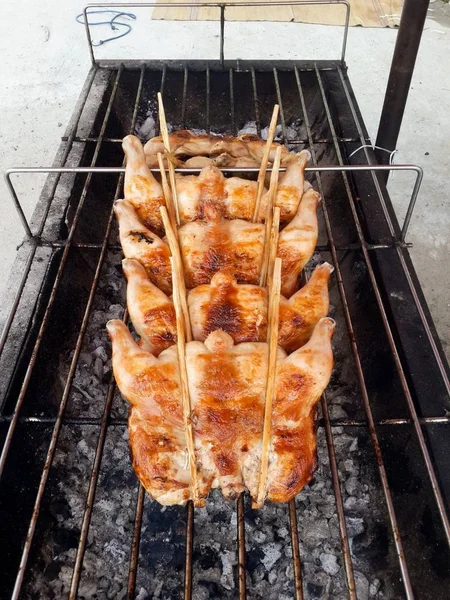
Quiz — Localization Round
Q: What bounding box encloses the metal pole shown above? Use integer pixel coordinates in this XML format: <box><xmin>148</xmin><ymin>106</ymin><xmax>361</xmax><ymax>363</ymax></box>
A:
<box><xmin>375</xmin><ymin>0</ymin><xmax>430</xmax><ymax>176</ymax></box>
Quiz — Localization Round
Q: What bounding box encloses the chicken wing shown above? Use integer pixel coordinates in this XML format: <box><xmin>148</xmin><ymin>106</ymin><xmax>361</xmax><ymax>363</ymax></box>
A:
<box><xmin>267</xmin><ymin>317</ymin><xmax>335</xmax><ymax>503</ymax></box>
<box><xmin>178</xmin><ymin>214</ymin><xmax>265</xmax><ymax>288</ymax></box>
<box><xmin>107</xmin><ymin>319</ymin><xmax>192</xmax><ymax>505</ymax></box>
<box><xmin>279</xmin><ymin>262</ymin><xmax>333</xmax><ymax>352</ymax></box>
<box><xmin>114</xmin><ymin>199</ymin><xmax>172</xmax><ymax>295</ymax></box>
<box><xmin>277</xmin><ymin>184</ymin><xmax>320</xmax><ymax>297</ymax></box>
<box><xmin>209</xmin><ymin>136</ymin><xmax>251</xmax><ymax>158</ymax></box>
<box><xmin>123</xmin><ymin>135</ymin><xmax>165</xmax><ymax>235</ymax></box>
<box><xmin>186</xmin><ymin>331</ymin><xmax>270</xmax><ymax>499</ymax></box>
<box><xmin>188</xmin><ymin>271</ymin><xmax>267</xmax><ymax>343</ymax></box>
<box><xmin>122</xmin><ymin>258</ymin><xmax>177</xmax><ymax>354</ymax></box>
<box><xmin>258</xmin><ymin>150</ymin><xmax>311</xmax><ymax>223</ymax></box>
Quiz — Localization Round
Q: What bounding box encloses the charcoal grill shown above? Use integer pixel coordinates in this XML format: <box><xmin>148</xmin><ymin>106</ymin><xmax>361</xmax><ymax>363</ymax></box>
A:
<box><xmin>1</xmin><ymin>2</ymin><xmax>449</xmax><ymax>599</ymax></box>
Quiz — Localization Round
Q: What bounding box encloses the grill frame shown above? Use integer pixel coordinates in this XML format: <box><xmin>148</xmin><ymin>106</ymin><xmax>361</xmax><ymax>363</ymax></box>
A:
<box><xmin>1</xmin><ymin>16</ymin><xmax>450</xmax><ymax>600</ymax></box>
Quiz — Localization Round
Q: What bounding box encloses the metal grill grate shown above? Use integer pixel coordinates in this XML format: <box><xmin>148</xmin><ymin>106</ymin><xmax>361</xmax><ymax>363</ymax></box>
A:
<box><xmin>1</xmin><ymin>61</ymin><xmax>449</xmax><ymax>600</ymax></box>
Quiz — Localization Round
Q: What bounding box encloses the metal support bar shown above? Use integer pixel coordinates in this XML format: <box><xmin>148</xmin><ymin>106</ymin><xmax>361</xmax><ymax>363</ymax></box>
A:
<box><xmin>375</xmin><ymin>0</ymin><xmax>430</xmax><ymax>175</ymax></box>
<box><xmin>82</xmin><ymin>2</ymin><xmax>350</xmax><ymax>66</ymax></box>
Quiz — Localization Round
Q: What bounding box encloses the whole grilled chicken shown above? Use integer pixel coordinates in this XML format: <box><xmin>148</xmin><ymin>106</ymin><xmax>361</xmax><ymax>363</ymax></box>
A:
<box><xmin>278</xmin><ymin>184</ymin><xmax>321</xmax><ymax>297</ymax></box>
<box><xmin>114</xmin><ymin>199</ymin><xmax>172</xmax><ymax>295</ymax></box>
<box><xmin>266</xmin><ymin>317</ymin><xmax>335</xmax><ymax>503</ymax></box>
<box><xmin>123</xmin><ymin>135</ymin><xmax>165</xmax><ymax>235</ymax></box>
<box><xmin>122</xmin><ymin>263</ymin><xmax>331</xmax><ymax>351</ymax></box>
<box><xmin>107</xmin><ymin>319</ymin><xmax>193</xmax><ymax>506</ymax></box>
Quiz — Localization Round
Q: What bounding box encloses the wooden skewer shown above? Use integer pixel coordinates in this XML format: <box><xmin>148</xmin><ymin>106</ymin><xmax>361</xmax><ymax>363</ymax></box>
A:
<box><xmin>259</xmin><ymin>146</ymin><xmax>282</xmax><ymax>287</ymax></box>
<box><xmin>267</xmin><ymin>207</ymin><xmax>281</xmax><ymax>292</ymax></box>
<box><xmin>160</xmin><ymin>206</ymin><xmax>192</xmax><ymax>342</ymax></box>
<box><xmin>252</xmin><ymin>104</ymin><xmax>280</xmax><ymax>223</ymax></box>
<box><xmin>254</xmin><ymin>257</ymin><xmax>282</xmax><ymax>509</ymax></box>
<box><xmin>157</xmin><ymin>152</ymin><xmax>177</xmax><ymax>230</ymax></box>
<box><xmin>170</xmin><ymin>256</ymin><xmax>201</xmax><ymax>506</ymax></box>
<box><xmin>158</xmin><ymin>92</ymin><xmax>181</xmax><ymax>226</ymax></box>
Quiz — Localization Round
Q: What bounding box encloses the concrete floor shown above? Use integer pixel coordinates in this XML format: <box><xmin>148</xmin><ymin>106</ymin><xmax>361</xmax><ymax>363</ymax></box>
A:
<box><xmin>0</xmin><ymin>1</ymin><xmax>449</xmax><ymax>359</ymax></box>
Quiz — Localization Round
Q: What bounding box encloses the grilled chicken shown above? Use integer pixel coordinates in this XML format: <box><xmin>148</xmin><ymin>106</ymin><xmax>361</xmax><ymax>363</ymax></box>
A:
<box><xmin>143</xmin><ymin>130</ymin><xmax>288</xmax><ymax>166</ymax></box>
<box><xmin>114</xmin><ymin>199</ymin><xmax>172</xmax><ymax>295</ymax></box>
<box><xmin>267</xmin><ymin>317</ymin><xmax>335</xmax><ymax>503</ymax></box>
<box><xmin>178</xmin><ymin>210</ymin><xmax>265</xmax><ymax>288</ymax></box>
<box><xmin>278</xmin><ymin>262</ymin><xmax>333</xmax><ymax>352</ymax></box>
<box><xmin>123</xmin><ymin>135</ymin><xmax>165</xmax><ymax>235</ymax></box>
<box><xmin>144</xmin><ymin>130</ymin><xmax>218</xmax><ymax>158</ymax></box>
<box><xmin>122</xmin><ymin>262</ymin><xmax>331</xmax><ymax>351</ymax></box>
<box><xmin>107</xmin><ymin>319</ymin><xmax>192</xmax><ymax>505</ymax></box>
<box><xmin>175</xmin><ymin>166</ymin><xmax>264</xmax><ymax>223</ymax></box>
<box><xmin>278</xmin><ymin>184</ymin><xmax>321</xmax><ymax>297</ymax></box>
<box><xmin>258</xmin><ymin>150</ymin><xmax>311</xmax><ymax>222</ymax></box>
<box><xmin>122</xmin><ymin>258</ymin><xmax>177</xmax><ymax>354</ymax></box>
<box><xmin>188</xmin><ymin>271</ymin><xmax>267</xmax><ymax>343</ymax></box>
<box><xmin>186</xmin><ymin>331</ymin><xmax>270</xmax><ymax>499</ymax></box>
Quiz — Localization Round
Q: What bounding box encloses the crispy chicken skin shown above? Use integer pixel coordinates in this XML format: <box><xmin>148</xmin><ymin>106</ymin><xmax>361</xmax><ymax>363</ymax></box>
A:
<box><xmin>123</xmin><ymin>135</ymin><xmax>165</xmax><ymax>236</ymax></box>
<box><xmin>278</xmin><ymin>184</ymin><xmax>321</xmax><ymax>297</ymax></box>
<box><xmin>122</xmin><ymin>258</ymin><xmax>177</xmax><ymax>354</ymax></box>
<box><xmin>188</xmin><ymin>271</ymin><xmax>268</xmax><ymax>344</ymax></box>
<box><xmin>267</xmin><ymin>317</ymin><xmax>335</xmax><ymax>503</ymax></box>
<box><xmin>143</xmin><ymin>130</ymin><xmax>288</xmax><ymax>166</ymax></box>
<box><xmin>278</xmin><ymin>262</ymin><xmax>333</xmax><ymax>352</ymax></box>
<box><xmin>178</xmin><ymin>211</ymin><xmax>265</xmax><ymax>288</ymax></box>
<box><xmin>175</xmin><ymin>166</ymin><xmax>264</xmax><ymax>224</ymax></box>
<box><xmin>107</xmin><ymin>319</ymin><xmax>192</xmax><ymax>505</ymax></box>
<box><xmin>114</xmin><ymin>199</ymin><xmax>172</xmax><ymax>295</ymax></box>
<box><xmin>121</xmin><ymin>264</ymin><xmax>331</xmax><ymax>351</ymax></box>
<box><xmin>186</xmin><ymin>331</ymin><xmax>271</xmax><ymax>499</ymax></box>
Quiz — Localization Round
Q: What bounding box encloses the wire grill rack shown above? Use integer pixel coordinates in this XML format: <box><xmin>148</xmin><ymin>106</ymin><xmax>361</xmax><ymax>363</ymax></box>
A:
<box><xmin>1</xmin><ymin>7</ymin><xmax>450</xmax><ymax>599</ymax></box>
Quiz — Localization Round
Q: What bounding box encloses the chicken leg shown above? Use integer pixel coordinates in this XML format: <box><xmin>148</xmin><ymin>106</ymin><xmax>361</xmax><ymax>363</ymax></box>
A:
<box><xmin>266</xmin><ymin>317</ymin><xmax>335</xmax><ymax>503</ymax></box>
<box><xmin>107</xmin><ymin>319</ymin><xmax>193</xmax><ymax>505</ymax></box>
<box><xmin>277</xmin><ymin>184</ymin><xmax>320</xmax><ymax>297</ymax></box>
<box><xmin>114</xmin><ymin>199</ymin><xmax>172</xmax><ymax>295</ymax></box>
<box><xmin>123</xmin><ymin>134</ymin><xmax>165</xmax><ymax>235</ymax></box>
<box><xmin>122</xmin><ymin>258</ymin><xmax>177</xmax><ymax>354</ymax></box>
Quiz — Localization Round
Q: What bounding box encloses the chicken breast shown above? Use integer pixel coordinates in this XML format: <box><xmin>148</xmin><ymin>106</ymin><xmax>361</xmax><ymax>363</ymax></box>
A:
<box><xmin>267</xmin><ymin>317</ymin><xmax>335</xmax><ymax>503</ymax></box>
<box><xmin>114</xmin><ymin>199</ymin><xmax>172</xmax><ymax>295</ymax></box>
<box><xmin>123</xmin><ymin>135</ymin><xmax>165</xmax><ymax>236</ymax></box>
<box><xmin>188</xmin><ymin>271</ymin><xmax>267</xmax><ymax>343</ymax></box>
<box><xmin>122</xmin><ymin>258</ymin><xmax>177</xmax><ymax>354</ymax></box>
<box><xmin>107</xmin><ymin>319</ymin><xmax>192</xmax><ymax>506</ymax></box>
<box><xmin>277</xmin><ymin>184</ymin><xmax>320</xmax><ymax>297</ymax></box>
<box><xmin>178</xmin><ymin>214</ymin><xmax>265</xmax><ymax>288</ymax></box>
<box><xmin>186</xmin><ymin>331</ymin><xmax>270</xmax><ymax>499</ymax></box>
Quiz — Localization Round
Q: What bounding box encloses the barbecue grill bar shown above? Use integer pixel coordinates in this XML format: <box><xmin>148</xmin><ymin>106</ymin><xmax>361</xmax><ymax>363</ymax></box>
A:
<box><xmin>1</xmin><ymin>39</ymin><xmax>449</xmax><ymax>600</ymax></box>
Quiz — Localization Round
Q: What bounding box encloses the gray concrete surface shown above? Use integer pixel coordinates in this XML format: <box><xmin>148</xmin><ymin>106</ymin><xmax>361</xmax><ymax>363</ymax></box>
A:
<box><xmin>0</xmin><ymin>1</ymin><xmax>449</xmax><ymax>358</ymax></box>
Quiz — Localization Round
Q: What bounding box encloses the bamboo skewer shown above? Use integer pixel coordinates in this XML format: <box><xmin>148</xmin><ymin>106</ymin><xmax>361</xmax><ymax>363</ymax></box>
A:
<box><xmin>170</xmin><ymin>256</ymin><xmax>201</xmax><ymax>506</ymax></box>
<box><xmin>267</xmin><ymin>207</ymin><xmax>281</xmax><ymax>292</ymax></box>
<box><xmin>160</xmin><ymin>206</ymin><xmax>192</xmax><ymax>342</ymax></box>
<box><xmin>158</xmin><ymin>92</ymin><xmax>181</xmax><ymax>226</ymax></box>
<box><xmin>259</xmin><ymin>146</ymin><xmax>282</xmax><ymax>287</ymax></box>
<box><xmin>252</xmin><ymin>104</ymin><xmax>280</xmax><ymax>223</ymax></box>
<box><xmin>157</xmin><ymin>152</ymin><xmax>177</xmax><ymax>230</ymax></box>
<box><xmin>254</xmin><ymin>257</ymin><xmax>282</xmax><ymax>508</ymax></box>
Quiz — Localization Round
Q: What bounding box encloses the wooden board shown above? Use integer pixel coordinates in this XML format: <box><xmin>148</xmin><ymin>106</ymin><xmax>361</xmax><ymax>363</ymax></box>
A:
<box><xmin>153</xmin><ymin>0</ymin><xmax>403</xmax><ymax>28</ymax></box>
